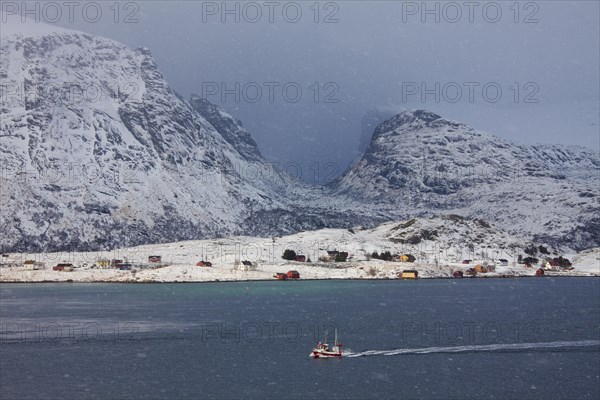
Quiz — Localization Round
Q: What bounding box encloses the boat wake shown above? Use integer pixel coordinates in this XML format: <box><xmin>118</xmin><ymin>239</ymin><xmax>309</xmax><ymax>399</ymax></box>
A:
<box><xmin>344</xmin><ymin>340</ymin><xmax>600</xmax><ymax>358</ymax></box>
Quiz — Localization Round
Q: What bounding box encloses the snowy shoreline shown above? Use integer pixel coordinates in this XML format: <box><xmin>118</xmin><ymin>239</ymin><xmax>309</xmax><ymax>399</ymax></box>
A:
<box><xmin>1</xmin><ymin>223</ymin><xmax>598</xmax><ymax>283</ymax></box>
<box><xmin>1</xmin><ymin>260</ymin><xmax>598</xmax><ymax>284</ymax></box>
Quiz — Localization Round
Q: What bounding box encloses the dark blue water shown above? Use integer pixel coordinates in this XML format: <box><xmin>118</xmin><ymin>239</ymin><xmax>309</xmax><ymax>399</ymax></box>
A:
<box><xmin>1</xmin><ymin>278</ymin><xmax>599</xmax><ymax>399</ymax></box>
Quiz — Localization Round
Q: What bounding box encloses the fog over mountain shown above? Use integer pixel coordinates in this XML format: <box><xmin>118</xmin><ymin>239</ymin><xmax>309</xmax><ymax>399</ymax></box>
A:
<box><xmin>11</xmin><ymin>0</ymin><xmax>597</xmax><ymax>182</ymax></box>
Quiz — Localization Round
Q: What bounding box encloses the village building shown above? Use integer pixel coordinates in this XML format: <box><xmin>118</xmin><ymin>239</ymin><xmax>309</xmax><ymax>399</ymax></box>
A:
<box><xmin>286</xmin><ymin>270</ymin><xmax>300</xmax><ymax>279</ymax></box>
<box><xmin>96</xmin><ymin>259</ymin><xmax>111</xmax><ymax>268</ymax></box>
<box><xmin>196</xmin><ymin>261</ymin><xmax>213</xmax><ymax>267</ymax></box>
<box><xmin>148</xmin><ymin>256</ymin><xmax>162</xmax><ymax>263</ymax></box>
<box><xmin>234</xmin><ymin>260</ymin><xmax>257</xmax><ymax>271</ymax></box>
<box><xmin>399</xmin><ymin>270</ymin><xmax>418</xmax><ymax>279</ymax></box>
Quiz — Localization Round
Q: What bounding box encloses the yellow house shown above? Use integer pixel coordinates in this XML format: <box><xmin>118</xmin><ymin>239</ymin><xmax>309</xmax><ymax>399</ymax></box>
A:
<box><xmin>96</xmin><ymin>259</ymin><xmax>111</xmax><ymax>268</ymax></box>
<box><xmin>400</xmin><ymin>255</ymin><xmax>410</xmax><ymax>262</ymax></box>
<box><xmin>474</xmin><ymin>264</ymin><xmax>487</xmax><ymax>273</ymax></box>
<box><xmin>399</xmin><ymin>270</ymin><xmax>419</xmax><ymax>279</ymax></box>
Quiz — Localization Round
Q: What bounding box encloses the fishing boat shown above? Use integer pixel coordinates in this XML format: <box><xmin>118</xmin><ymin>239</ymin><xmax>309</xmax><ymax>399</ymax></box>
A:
<box><xmin>311</xmin><ymin>328</ymin><xmax>343</xmax><ymax>358</ymax></box>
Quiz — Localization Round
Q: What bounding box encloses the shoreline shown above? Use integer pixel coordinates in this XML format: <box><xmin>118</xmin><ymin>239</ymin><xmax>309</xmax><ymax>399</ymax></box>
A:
<box><xmin>1</xmin><ymin>272</ymin><xmax>597</xmax><ymax>284</ymax></box>
<box><xmin>2</xmin><ymin>237</ymin><xmax>597</xmax><ymax>284</ymax></box>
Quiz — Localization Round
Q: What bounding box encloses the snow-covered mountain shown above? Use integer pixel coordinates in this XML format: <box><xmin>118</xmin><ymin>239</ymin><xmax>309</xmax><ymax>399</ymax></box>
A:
<box><xmin>1</xmin><ymin>18</ymin><xmax>598</xmax><ymax>253</ymax></box>
<box><xmin>331</xmin><ymin>110</ymin><xmax>600</xmax><ymax>250</ymax></box>
<box><xmin>0</xmin><ymin>17</ymin><xmax>318</xmax><ymax>252</ymax></box>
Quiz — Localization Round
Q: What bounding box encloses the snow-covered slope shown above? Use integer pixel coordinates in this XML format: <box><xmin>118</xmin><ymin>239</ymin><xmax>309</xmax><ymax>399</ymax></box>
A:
<box><xmin>331</xmin><ymin>110</ymin><xmax>600</xmax><ymax>250</ymax></box>
<box><xmin>4</xmin><ymin>216</ymin><xmax>597</xmax><ymax>283</ymax></box>
<box><xmin>1</xmin><ymin>18</ymin><xmax>598</xmax><ymax>254</ymax></box>
<box><xmin>0</xmin><ymin>16</ymin><xmax>313</xmax><ymax>252</ymax></box>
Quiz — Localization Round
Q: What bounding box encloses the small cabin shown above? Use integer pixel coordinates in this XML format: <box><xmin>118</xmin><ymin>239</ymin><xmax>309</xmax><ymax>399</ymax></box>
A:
<box><xmin>234</xmin><ymin>260</ymin><xmax>256</xmax><ymax>271</ymax></box>
<box><xmin>96</xmin><ymin>259</ymin><xmax>111</xmax><ymax>268</ymax></box>
<box><xmin>497</xmin><ymin>259</ymin><xmax>509</xmax><ymax>266</ymax></box>
<box><xmin>274</xmin><ymin>272</ymin><xmax>287</xmax><ymax>280</ymax></box>
<box><xmin>452</xmin><ymin>270</ymin><xmax>464</xmax><ymax>278</ymax></box>
<box><xmin>474</xmin><ymin>264</ymin><xmax>487</xmax><ymax>273</ymax></box>
<box><xmin>536</xmin><ymin>268</ymin><xmax>545</xmax><ymax>277</ymax></box>
<box><xmin>196</xmin><ymin>261</ymin><xmax>212</xmax><ymax>267</ymax></box>
<box><xmin>287</xmin><ymin>270</ymin><xmax>300</xmax><ymax>279</ymax></box>
<box><xmin>118</xmin><ymin>263</ymin><xmax>133</xmax><ymax>271</ymax></box>
<box><xmin>148</xmin><ymin>256</ymin><xmax>162</xmax><ymax>263</ymax></box>
<box><xmin>465</xmin><ymin>267</ymin><xmax>477</xmax><ymax>276</ymax></box>
<box><xmin>399</xmin><ymin>270</ymin><xmax>418</xmax><ymax>279</ymax></box>
<box><xmin>461</xmin><ymin>259</ymin><xmax>472</xmax><ymax>264</ymax></box>
<box><xmin>23</xmin><ymin>259</ymin><xmax>36</xmax><ymax>268</ymax></box>
<box><xmin>295</xmin><ymin>255</ymin><xmax>306</xmax><ymax>262</ymax></box>
<box><xmin>53</xmin><ymin>263</ymin><xmax>74</xmax><ymax>272</ymax></box>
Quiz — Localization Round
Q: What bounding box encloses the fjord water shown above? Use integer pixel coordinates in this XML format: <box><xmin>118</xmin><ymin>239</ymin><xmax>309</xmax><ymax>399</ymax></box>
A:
<box><xmin>1</xmin><ymin>279</ymin><xmax>599</xmax><ymax>399</ymax></box>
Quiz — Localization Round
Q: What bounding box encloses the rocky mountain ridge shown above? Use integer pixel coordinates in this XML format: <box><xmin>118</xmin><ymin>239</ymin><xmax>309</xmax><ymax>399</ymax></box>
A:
<box><xmin>1</xmin><ymin>18</ymin><xmax>598</xmax><ymax>252</ymax></box>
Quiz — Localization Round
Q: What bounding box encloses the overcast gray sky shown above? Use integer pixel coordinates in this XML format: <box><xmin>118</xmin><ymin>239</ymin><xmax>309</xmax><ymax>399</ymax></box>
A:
<box><xmin>12</xmin><ymin>0</ymin><xmax>600</xmax><ymax>182</ymax></box>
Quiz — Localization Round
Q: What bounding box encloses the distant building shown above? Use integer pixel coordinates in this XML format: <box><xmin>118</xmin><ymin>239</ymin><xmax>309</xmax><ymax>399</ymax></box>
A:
<box><xmin>286</xmin><ymin>270</ymin><xmax>300</xmax><ymax>279</ymax></box>
<box><xmin>234</xmin><ymin>260</ymin><xmax>257</xmax><ymax>271</ymax></box>
<box><xmin>148</xmin><ymin>256</ymin><xmax>162</xmax><ymax>263</ymax></box>
<box><xmin>295</xmin><ymin>255</ymin><xmax>306</xmax><ymax>262</ymax></box>
<box><xmin>399</xmin><ymin>270</ymin><xmax>418</xmax><ymax>279</ymax></box>
<box><xmin>96</xmin><ymin>259</ymin><xmax>111</xmax><ymax>268</ymax></box>
<box><xmin>53</xmin><ymin>263</ymin><xmax>74</xmax><ymax>272</ymax></box>
<box><xmin>196</xmin><ymin>261</ymin><xmax>213</xmax><ymax>267</ymax></box>
<box><xmin>118</xmin><ymin>263</ymin><xmax>133</xmax><ymax>270</ymax></box>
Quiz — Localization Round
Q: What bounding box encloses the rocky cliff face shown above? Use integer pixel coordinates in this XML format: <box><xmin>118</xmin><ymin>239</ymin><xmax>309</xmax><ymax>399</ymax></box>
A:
<box><xmin>331</xmin><ymin>110</ymin><xmax>600</xmax><ymax>250</ymax></box>
<box><xmin>0</xmin><ymin>18</ymin><xmax>304</xmax><ymax>252</ymax></box>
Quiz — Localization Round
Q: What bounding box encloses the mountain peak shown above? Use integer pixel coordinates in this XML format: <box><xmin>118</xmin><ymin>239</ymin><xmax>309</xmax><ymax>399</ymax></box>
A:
<box><xmin>372</xmin><ymin>109</ymin><xmax>461</xmax><ymax>139</ymax></box>
<box><xmin>407</xmin><ymin>109</ymin><xmax>442</xmax><ymax>122</ymax></box>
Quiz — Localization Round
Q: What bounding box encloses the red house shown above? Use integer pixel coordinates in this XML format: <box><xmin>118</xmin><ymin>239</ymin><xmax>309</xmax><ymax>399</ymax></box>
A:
<box><xmin>287</xmin><ymin>270</ymin><xmax>300</xmax><ymax>279</ymax></box>
<box><xmin>295</xmin><ymin>255</ymin><xmax>306</xmax><ymax>262</ymax></box>
<box><xmin>148</xmin><ymin>256</ymin><xmax>161</xmax><ymax>263</ymax></box>
<box><xmin>196</xmin><ymin>261</ymin><xmax>212</xmax><ymax>267</ymax></box>
<box><xmin>53</xmin><ymin>263</ymin><xmax>74</xmax><ymax>271</ymax></box>
<box><xmin>536</xmin><ymin>268</ymin><xmax>545</xmax><ymax>277</ymax></box>
<box><xmin>452</xmin><ymin>270</ymin><xmax>464</xmax><ymax>278</ymax></box>
<box><xmin>274</xmin><ymin>273</ymin><xmax>287</xmax><ymax>280</ymax></box>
